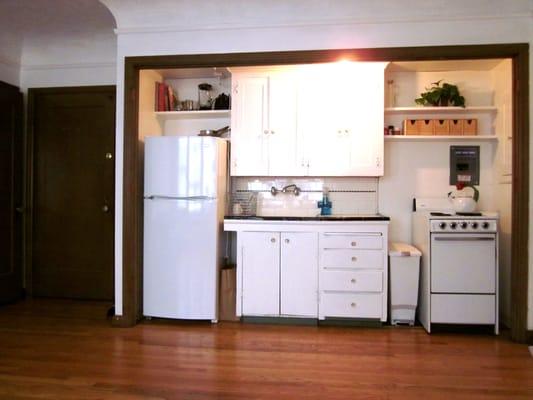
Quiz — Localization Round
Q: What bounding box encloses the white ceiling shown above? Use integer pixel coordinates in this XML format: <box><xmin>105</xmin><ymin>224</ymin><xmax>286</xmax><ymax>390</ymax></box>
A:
<box><xmin>0</xmin><ymin>0</ymin><xmax>116</xmax><ymax>66</ymax></box>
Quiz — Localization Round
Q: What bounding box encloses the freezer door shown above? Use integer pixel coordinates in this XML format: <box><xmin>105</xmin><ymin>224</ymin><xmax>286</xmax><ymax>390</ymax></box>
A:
<box><xmin>144</xmin><ymin>136</ymin><xmax>223</xmax><ymax>198</ymax></box>
<box><xmin>143</xmin><ymin>198</ymin><xmax>219</xmax><ymax>320</ymax></box>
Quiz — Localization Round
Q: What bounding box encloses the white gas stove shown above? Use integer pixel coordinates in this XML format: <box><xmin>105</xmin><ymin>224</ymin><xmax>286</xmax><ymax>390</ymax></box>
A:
<box><xmin>412</xmin><ymin>198</ymin><xmax>499</xmax><ymax>334</ymax></box>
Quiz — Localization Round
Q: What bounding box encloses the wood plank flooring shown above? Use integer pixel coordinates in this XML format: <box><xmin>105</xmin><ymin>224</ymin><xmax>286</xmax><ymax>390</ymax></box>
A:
<box><xmin>0</xmin><ymin>299</ymin><xmax>531</xmax><ymax>399</ymax></box>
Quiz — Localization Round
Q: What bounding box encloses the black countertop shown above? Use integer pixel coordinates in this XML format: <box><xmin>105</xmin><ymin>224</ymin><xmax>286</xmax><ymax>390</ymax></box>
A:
<box><xmin>224</xmin><ymin>214</ymin><xmax>390</xmax><ymax>221</ymax></box>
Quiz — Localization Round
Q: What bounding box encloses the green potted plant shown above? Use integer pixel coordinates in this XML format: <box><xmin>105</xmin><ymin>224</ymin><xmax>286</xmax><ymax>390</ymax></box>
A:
<box><xmin>415</xmin><ymin>80</ymin><xmax>465</xmax><ymax>107</ymax></box>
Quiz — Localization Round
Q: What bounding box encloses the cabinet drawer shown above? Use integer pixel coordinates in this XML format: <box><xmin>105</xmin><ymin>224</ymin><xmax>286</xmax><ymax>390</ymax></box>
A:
<box><xmin>321</xmin><ymin>270</ymin><xmax>383</xmax><ymax>292</ymax></box>
<box><xmin>320</xmin><ymin>293</ymin><xmax>382</xmax><ymax>319</ymax></box>
<box><xmin>322</xmin><ymin>249</ymin><xmax>383</xmax><ymax>269</ymax></box>
<box><xmin>431</xmin><ymin>294</ymin><xmax>495</xmax><ymax>324</ymax></box>
<box><xmin>321</xmin><ymin>233</ymin><xmax>383</xmax><ymax>249</ymax></box>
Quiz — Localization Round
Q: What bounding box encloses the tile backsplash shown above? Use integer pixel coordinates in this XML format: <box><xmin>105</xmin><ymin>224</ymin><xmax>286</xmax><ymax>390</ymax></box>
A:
<box><xmin>230</xmin><ymin>177</ymin><xmax>378</xmax><ymax>215</ymax></box>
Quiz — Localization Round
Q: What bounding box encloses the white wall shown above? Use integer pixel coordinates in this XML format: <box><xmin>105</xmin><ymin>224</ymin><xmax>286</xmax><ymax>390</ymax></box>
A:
<box><xmin>100</xmin><ymin>0</ymin><xmax>533</xmax><ymax>328</ymax></box>
<box><xmin>0</xmin><ymin>60</ymin><xmax>20</xmax><ymax>87</ymax></box>
<box><xmin>19</xmin><ymin>29</ymin><xmax>117</xmax><ymax>90</ymax></box>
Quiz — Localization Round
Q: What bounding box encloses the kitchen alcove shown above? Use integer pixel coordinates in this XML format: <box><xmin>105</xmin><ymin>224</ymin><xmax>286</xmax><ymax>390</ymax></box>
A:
<box><xmin>137</xmin><ymin>56</ymin><xmax>515</xmax><ymax>330</ymax></box>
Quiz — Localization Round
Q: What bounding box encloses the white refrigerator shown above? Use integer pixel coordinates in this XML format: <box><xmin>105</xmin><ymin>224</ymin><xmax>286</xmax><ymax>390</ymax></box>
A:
<box><xmin>143</xmin><ymin>136</ymin><xmax>227</xmax><ymax>321</ymax></box>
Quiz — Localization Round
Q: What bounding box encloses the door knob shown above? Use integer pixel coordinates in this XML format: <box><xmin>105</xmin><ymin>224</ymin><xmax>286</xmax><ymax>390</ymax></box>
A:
<box><xmin>105</xmin><ymin>152</ymin><xmax>113</xmax><ymax>159</ymax></box>
<box><xmin>102</xmin><ymin>204</ymin><xmax>110</xmax><ymax>213</ymax></box>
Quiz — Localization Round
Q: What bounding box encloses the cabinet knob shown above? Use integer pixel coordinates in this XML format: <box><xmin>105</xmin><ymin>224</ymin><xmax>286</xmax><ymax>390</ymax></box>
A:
<box><xmin>264</xmin><ymin>130</ymin><xmax>269</xmax><ymax>135</ymax></box>
<box><xmin>270</xmin><ymin>130</ymin><xmax>275</xmax><ymax>135</ymax></box>
<box><xmin>350</xmin><ymin>302</ymin><xmax>357</xmax><ymax>308</ymax></box>
<box><xmin>271</xmin><ymin>238</ymin><xmax>276</xmax><ymax>243</ymax></box>
<box><xmin>351</xmin><ymin>241</ymin><xmax>357</xmax><ymax>247</ymax></box>
<box><xmin>351</xmin><ymin>256</ymin><xmax>357</xmax><ymax>262</ymax></box>
<box><xmin>105</xmin><ymin>152</ymin><xmax>113</xmax><ymax>159</ymax></box>
<box><xmin>284</xmin><ymin>238</ymin><xmax>290</xmax><ymax>244</ymax></box>
<box><xmin>350</xmin><ymin>278</ymin><xmax>356</xmax><ymax>284</ymax></box>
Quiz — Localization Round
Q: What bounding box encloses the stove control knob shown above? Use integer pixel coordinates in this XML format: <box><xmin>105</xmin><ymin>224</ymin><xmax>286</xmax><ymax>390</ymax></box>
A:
<box><xmin>471</xmin><ymin>222</ymin><xmax>479</xmax><ymax>229</ymax></box>
<box><xmin>439</xmin><ymin>222</ymin><xmax>447</xmax><ymax>229</ymax></box>
<box><xmin>482</xmin><ymin>222</ymin><xmax>490</xmax><ymax>229</ymax></box>
<box><xmin>449</xmin><ymin>222</ymin><xmax>457</xmax><ymax>230</ymax></box>
<box><xmin>460</xmin><ymin>222</ymin><xmax>468</xmax><ymax>229</ymax></box>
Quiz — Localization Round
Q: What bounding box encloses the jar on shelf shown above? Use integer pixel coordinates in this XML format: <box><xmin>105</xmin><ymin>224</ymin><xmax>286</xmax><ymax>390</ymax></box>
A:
<box><xmin>198</xmin><ymin>83</ymin><xmax>213</xmax><ymax>110</ymax></box>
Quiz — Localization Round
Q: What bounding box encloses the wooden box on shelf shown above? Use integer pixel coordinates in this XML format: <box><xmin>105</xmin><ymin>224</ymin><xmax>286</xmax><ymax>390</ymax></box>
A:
<box><xmin>434</xmin><ymin>119</ymin><xmax>449</xmax><ymax>136</ymax></box>
<box><xmin>416</xmin><ymin>119</ymin><xmax>434</xmax><ymax>135</ymax></box>
<box><xmin>449</xmin><ymin>119</ymin><xmax>463</xmax><ymax>135</ymax></box>
<box><xmin>403</xmin><ymin>119</ymin><xmax>419</xmax><ymax>135</ymax></box>
<box><xmin>462</xmin><ymin>119</ymin><xmax>477</xmax><ymax>135</ymax></box>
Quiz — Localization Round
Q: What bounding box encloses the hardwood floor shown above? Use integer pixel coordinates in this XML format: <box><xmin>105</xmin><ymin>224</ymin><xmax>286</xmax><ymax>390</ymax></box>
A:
<box><xmin>0</xmin><ymin>299</ymin><xmax>531</xmax><ymax>399</ymax></box>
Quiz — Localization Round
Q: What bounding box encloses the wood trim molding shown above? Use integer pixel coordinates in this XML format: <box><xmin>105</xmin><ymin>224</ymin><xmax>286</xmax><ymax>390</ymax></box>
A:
<box><xmin>122</xmin><ymin>44</ymin><xmax>530</xmax><ymax>341</ymax></box>
<box><xmin>510</xmin><ymin>45</ymin><xmax>530</xmax><ymax>343</ymax></box>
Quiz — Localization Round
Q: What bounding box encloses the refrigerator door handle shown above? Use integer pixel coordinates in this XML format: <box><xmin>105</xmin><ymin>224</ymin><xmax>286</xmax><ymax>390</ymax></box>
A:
<box><xmin>145</xmin><ymin>195</ymin><xmax>216</xmax><ymax>201</ymax></box>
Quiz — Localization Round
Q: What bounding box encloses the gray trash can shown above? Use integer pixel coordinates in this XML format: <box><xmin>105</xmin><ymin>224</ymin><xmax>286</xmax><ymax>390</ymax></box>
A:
<box><xmin>389</xmin><ymin>242</ymin><xmax>422</xmax><ymax>326</ymax></box>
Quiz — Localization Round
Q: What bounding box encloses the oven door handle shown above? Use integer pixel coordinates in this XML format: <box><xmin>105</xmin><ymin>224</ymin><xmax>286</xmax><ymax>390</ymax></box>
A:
<box><xmin>433</xmin><ymin>237</ymin><xmax>495</xmax><ymax>241</ymax></box>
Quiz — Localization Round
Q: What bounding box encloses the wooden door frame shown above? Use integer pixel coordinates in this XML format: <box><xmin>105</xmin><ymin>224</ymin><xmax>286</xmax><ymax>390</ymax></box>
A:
<box><xmin>121</xmin><ymin>44</ymin><xmax>530</xmax><ymax>342</ymax></box>
<box><xmin>26</xmin><ymin>85</ymin><xmax>117</xmax><ymax>297</ymax></box>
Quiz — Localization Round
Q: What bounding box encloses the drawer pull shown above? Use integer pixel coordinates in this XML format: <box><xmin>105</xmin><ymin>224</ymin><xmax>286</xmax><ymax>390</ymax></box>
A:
<box><xmin>350</xmin><ymin>302</ymin><xmax>357</xmax><ymax>308</ymax></box>
<box><xmin>350</xmin><ymin>278</ymin><xmax>357</xmax><ymax>284</ymax></box>
<box><xmin>351</xmin><ymin>256</ymin><xmax>357</xmax><ymax>262</ymax></box>
<box><xmin>351</xmin><ymin>241</ymin><xmax>357</xmax><ymax>247</ymax></box>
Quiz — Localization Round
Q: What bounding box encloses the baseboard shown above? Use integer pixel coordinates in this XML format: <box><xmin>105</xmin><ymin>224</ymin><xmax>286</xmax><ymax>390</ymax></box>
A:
<box><xmin>111</xmin><ymin>315</ymin><xmax>136</xmax><ymax>328</ymax></box>
<box><xmin>241</xmin><ymin>316</ymin><xmax>317</xmax><ymax>326</ymax></box>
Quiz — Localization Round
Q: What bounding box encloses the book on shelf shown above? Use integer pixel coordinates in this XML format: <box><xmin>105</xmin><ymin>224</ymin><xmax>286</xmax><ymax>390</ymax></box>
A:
<box><xmin>154</xmin><ymin>82</ymin><xmax>177</xmax><ymax>112</ymax></box>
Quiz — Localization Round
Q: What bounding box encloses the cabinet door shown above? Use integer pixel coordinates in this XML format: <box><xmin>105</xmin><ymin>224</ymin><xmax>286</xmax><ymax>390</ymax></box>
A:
<box><xmin>344</xmin><ymin>63</ymin><xmax>385</xmax><ymax>176</ymax></box>
<box><xmin>230</xmin><ymin>76</ymin><xmax>268</xmax><ymax>176</ymax></box>
<box><xmin>298</xmin><ymin>67</ymin><xmax>351</xmax><ymax>176</ymax></box>
<box><xmin>267</xmin><ymin>73</ymin><xmax>302</xmax><ymax>176</ymax></box>
<box><xmin>280</xmin><ymin>232</ymin><xmax>318</xmax><ymax>317</ymax></box>
<box><xmin>303</xmin><ymin>62</ymin><xmax>385</xmax><ymax>176</ymax></box>
<box><xmin>241</xmin><ymin>232</ymin><xmax>280</xmax><ymax>316</ymax></box>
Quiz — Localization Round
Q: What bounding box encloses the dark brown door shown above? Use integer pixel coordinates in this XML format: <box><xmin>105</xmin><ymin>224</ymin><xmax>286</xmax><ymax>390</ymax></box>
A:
<box><xmin>30</xmin><ymin>87</ymin><xmax>115</xmax><ymax>300</ymax></box>
<box><xmin>0</xmin><ymin>82</ymin><xmax>23</xmax><ymax>304</ymax></box>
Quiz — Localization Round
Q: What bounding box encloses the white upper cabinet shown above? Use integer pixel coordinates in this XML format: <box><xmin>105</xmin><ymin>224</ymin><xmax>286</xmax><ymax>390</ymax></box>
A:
<box><xmin>230</xmin><ymin>62</ymin><xmax>386</xmax><ymax>177</ymax></box>
<box><xmin>300</xmin><ymin>62</ymin><xmax>386</xmax><ymax>176</ymax></box>
<box><xmin>230</xmin><ymin>75</ymin><xmax>269</xmax><ymax>176</ymax></box>
<box><xmin>230</xmin><ymin>68</ymin><xmax>301</xmax><ymax>176</ymax></box>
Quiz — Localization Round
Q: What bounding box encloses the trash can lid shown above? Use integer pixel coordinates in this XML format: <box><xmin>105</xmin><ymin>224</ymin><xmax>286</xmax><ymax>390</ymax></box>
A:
<box><xmin>389</xmin><ymin>242</ymin><xmax>422</xmax><ymax>257</ymax></box>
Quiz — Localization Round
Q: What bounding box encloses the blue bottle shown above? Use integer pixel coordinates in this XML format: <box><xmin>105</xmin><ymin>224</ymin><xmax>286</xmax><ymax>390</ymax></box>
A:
<box><xmin>317</xmin><ymin>187</ymin><xmax>332</xmax><ymax>216</ymax></box>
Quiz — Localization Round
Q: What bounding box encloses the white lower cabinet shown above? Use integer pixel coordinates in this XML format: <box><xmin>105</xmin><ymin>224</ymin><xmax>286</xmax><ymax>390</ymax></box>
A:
<box><xmin>241</xmin><ymin>232</ymin><xmax>280</xmax><ymax>316</ymax></box>
<box><xmin>319</xmin><ymin>232</ymin><xmax>388</xmax><ymax>322</ymax></box>
<box><xmin>228</xmin><ymin>221</ymin><xmax>389</xmax><ymax>322</ymax></box>
<box><xmin>240</xmin><ymin>231</ymin><xmax>318</xmax><ymax>317</ymax></box>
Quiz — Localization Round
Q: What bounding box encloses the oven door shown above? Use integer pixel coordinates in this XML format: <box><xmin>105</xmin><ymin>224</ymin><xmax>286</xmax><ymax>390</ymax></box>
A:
<box><xmin>431</xmin><ymin>233</ymin><xmax>496</xmax><ymax>294</ymax></box>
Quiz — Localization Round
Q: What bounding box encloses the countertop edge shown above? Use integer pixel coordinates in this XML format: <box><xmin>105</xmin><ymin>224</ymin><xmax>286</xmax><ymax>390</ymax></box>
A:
<box><xmin>224</xmin><ymin>215</ymin><xmax>390</xmax><ymax>222</ymax></box>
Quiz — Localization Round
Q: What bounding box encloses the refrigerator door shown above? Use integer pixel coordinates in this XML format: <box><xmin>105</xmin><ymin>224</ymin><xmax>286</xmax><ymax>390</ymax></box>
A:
<box><xmin>144</xmin><ymin>136</ymin><xmax>222</xmax><ymax>198</ymax></box>
<box><xmin>143</xmin><ymin>198</ymin><xmax>218</xmax><ymax>320</ymax></box>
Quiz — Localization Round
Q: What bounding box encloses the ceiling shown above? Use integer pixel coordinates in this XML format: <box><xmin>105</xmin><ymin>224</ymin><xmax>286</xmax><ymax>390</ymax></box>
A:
<box><xmin>0</xmin><ymin>0</ymin><xmax>116</xmax><ymax>66</ymax></box>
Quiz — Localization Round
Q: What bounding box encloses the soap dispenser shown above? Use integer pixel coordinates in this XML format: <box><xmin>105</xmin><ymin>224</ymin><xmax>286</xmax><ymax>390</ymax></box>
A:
<box><xmin>318</xmin><ymin>187</ymin><xmax>332</xmax><ymax>216</ymax></box>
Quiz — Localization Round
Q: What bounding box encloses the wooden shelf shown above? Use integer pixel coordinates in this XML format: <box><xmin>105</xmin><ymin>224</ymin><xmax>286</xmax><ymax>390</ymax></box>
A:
<box><xmin>385</xmin><ymin>106</ymin><xmax>497</xmax><ymax>114</ymax></box>
<box><xmin>385</xmin><ymin>135</ymin><xmax>499</xmax><ymax>142</ymax></box>
<box><xmin>155</xmin><ymin>110</ymin><xmax>231</xmax><ymax>119</ymax></box>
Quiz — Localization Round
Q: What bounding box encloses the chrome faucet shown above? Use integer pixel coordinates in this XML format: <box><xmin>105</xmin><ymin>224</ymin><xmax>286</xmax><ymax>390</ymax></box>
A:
<box><xmin>270</xmin><ymin>184</ymin><xmax>301</xmax><ymax>196</ymax></box>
